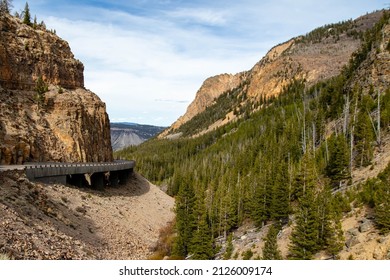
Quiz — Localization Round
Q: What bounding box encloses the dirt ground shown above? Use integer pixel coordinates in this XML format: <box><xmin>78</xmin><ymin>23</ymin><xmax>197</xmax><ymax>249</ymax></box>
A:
<box><xmin>0</xmin><ymin>171</ymin><xmax>174</xmax><ymax>260</ymax></box>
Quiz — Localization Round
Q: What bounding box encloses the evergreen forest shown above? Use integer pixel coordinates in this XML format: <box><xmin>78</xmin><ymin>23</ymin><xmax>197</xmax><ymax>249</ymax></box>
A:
<box><xmin>116</xmin><ymin>12</ymin><xmax>390</xmax><ymax>260</ymax></box>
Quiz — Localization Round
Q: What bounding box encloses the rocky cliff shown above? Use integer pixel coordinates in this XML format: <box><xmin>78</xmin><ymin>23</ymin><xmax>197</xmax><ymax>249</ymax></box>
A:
<box><xmin>0</xmin><ymin>14</ymin><xmax>112</xmax><ymax>164</ymax></box>
<box><xmin>0</xmin><ymin>14</ymin><xmax>84</xmax><ymax>90</ymax></box>
<box><xmin>163</xmin><ymin>11</ymin><xmax>385</xmax><ymax>137</ymax></box>
<box><xmin>161</xmin><ymin>73</ymin><xmax>244</xmax><ymax>136</ymax></box>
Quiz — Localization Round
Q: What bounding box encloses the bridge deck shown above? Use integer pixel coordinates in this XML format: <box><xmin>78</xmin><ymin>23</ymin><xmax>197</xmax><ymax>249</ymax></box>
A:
<box><xmin>1</xmin><ymin>160</ymin><xmax>135</xmax><ymax>188</ymax></box>
<box><xmin>24</xmin><ymin>160</ymin><xmax>135</xmax><ymax>178</ymax></box>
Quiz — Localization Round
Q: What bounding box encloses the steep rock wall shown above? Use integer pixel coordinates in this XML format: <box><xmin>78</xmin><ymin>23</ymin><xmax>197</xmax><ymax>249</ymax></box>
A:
<box><xmin>0</xmin><ymin>14</ymin><xmax>112</xmax><ymax>164</ymax></box>
<box><xmin>0</xmin><ymin>14</ymin><xmax>83</xmax><ymax>89</ymax></box>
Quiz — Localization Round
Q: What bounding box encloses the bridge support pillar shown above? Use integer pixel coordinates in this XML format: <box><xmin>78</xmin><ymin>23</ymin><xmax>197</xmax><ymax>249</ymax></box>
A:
<box><xmin>109</xmin><ymin>171</ymin><xmax>119</xmax><ymax>187</ymax></box>
<box><xmin>91</xmin><ymin>172</ymin><xmax>105</xmax><ymax>190</ymax></box>
<box><xmin>118</xmin><ymin>169</ymin><xmax>132</xmax><ymax>185</ymax></box>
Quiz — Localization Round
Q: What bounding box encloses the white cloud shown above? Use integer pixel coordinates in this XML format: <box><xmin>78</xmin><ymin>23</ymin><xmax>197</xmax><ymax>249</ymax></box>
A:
<box><xmin>166</xmin><ymin>7</ymin><xmax>228</xmax><ymax>26</ymax></box>
<box><xmin>13</xmin><ymin>0</ymin><xmax>389</xmax><ymax>126</ymax></box>
<box><xmin>43</xmin><ymin>12</ymin><xmax>264</xmax><ymax>126</ymax></box>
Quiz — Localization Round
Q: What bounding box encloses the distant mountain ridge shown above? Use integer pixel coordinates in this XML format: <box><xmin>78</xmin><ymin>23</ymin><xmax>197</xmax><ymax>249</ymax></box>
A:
<box><xmin>110</xmin><ymin>123</ymin><xmax>166</xmax><ymax>151</ymax></box>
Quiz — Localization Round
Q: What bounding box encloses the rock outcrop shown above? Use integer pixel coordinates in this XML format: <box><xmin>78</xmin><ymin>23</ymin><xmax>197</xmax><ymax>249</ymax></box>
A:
<box><xmin>160</xmin><ymin>73</ymin><xmax>244</xmax><ymax>136</ymax></box>
<box><xmin>0</xmin><ymin>14</ymin><xmax>83</xmax><ymax>90</ymax></box>
<box><xmin>0</xmin><ymin>14</ymin><xmax>112</xmax><ymax>164</ymax></box>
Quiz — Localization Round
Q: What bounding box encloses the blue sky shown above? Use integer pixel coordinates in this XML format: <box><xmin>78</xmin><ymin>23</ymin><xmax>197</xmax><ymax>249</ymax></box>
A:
<box><xmin>12</xmin><ymin>0</ymin><xmax>390</xmax><ymax>126</ymax></box>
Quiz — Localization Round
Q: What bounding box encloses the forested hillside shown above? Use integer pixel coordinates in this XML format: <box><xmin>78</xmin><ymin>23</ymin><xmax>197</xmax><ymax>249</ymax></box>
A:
<box><xmin>162</xmin><ymin>10</ymin><xmax>385</xmax><ymax>138</ymax></box>
<box><xmin>116</xmin><ymin>11</ymin><xmax>390</xmax><ymax>260</ymax></box>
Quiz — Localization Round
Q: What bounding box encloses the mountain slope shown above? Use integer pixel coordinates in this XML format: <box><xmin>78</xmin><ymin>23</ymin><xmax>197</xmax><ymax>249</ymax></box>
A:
<box><xmin>111</xmin><ymin>123</ymin><xmax>166</xmax><ymax>151</ymax></box>
<box><xmin>0</xmin><ymin>170</ymin><xmax>174</xmax><ymax>259</ymax></box>
<box><xmin>159</xmin><ymin>73</ymin><xmax>245</xmax><ymax>137</ymax></box>
<box><xmin>110</xmin><ymin>123</ymin><xmax>165</xmax><ymax>151</ymax></box>
<box><xmin>162</xmin><ymin>11</ymin><xmax>385</xmax><ymax>138</ymax></box>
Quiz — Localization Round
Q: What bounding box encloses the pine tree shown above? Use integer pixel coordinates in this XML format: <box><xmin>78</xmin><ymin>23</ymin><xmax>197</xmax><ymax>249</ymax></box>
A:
<box><xmin>218</xmin><ymin>175</ymin><xmax>239</xmax><ymax>236</ymax></box>
<box><xmin>189</xmin><ymin>214</ymin><xmax>214</xmax><ymax>259</ymax></box>
<box><xmin>262</xmin><ymin>224</ymin><xmax>282</xmax><ymax>260</ymax></box>
<box><xmin>223</xmin><ymin>233</ymin><xmax>234</xmax><ymax>260</ymax></box>
<box><xmin>34</xmin><ymin>75</ymin><xmax>48</xmax><ymax>108</ymax></box>
<box><xmin>289</xmin><ymin>152</ymin><xmax>320</xmax><ymax>260</ymax></box>
<box><xmin>317</xmin><ymin>188</ymin><xmax>344</xmax><ymax>258</ymax></box>
<box><xmin>288</xmin><ymin>187</ymin><xmax>319</xmax><ymax>259</ymax></box>
<box><xmin>380</xmin><ymin>89</ymin><xmax>390</xmax><ymax>130</ymax></box>
<box><xmin>171</xmin><ymin>179</ymin><xmax>196</xmax><ymax>258</ymax></box>
<box><xmin>317</xmin><ymin>188</ymin><xmax>331</xmax><ymax>249</ymax></box>
<box><xmin>376</xmin><ymin>195</ymin><xmax>390</xmax><ymax>233</ymax></box>
<box><xmin>250</xmin><ymin>184</ymin><xmax>265</xmax><ymax>226</ymax></box>
<box><xmin>187</xmin><ymin>188</ymin><xmax>214</xmax><ymax>260</ymax></box>
<box><xmin>375</xmin><ymin>165</ymin><xmax>390</xmax><ymax>233</ymax></box>
<box><xmin>250</xmin><ymin>175</ymin><xmax>269</xmax><ymax>227</ymax></box>
<box><xmin>292</xmin><ymin>151</ymin><xmax>317</xmax><ymax>200</ymax></box>
<box><xmin>271</xmin><ymin>162</ymin><xmax>290</xmax><ymax>223</ymax></box>
<box><xmin>355</xmin><ymin>110</ymin><xmax>374</xmax><ymax>167</ymax></box>
<box><xmin>326</xmin><ymin>214</ymin><xmax>344</xmax><ymax>259</ymax></box>
<box><xmin>23</xmin><ymin>2</ymin><xmax>31</xmax><ymax>26</ymax></box>
<box><xmin>326</xmin><ymin>134</ymin><xmax>350</xmax><ymax>187</ymax></box>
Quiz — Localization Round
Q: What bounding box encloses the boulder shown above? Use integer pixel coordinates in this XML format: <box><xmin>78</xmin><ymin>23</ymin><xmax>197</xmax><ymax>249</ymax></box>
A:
<box><xmin>359</xmin><ymin>220</ymin><xmax>374</xmax><ymax>233</ymax></box>
<box><xmin>345</xmin><ymin>236</ymin><xmax>360</xmax><ymax>248</ymax></box>
<box><xmin>347</xmin><ymin>228</ymin><xmax>360</xmax><ymax>236</ymax></box>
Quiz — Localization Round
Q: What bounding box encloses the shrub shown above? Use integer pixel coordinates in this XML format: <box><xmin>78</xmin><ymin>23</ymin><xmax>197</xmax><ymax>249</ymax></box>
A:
<box><xmin>148</xmin><ymin>221</ymin><xmax>175</xmax><ymax>260</ymax></box>
<box><xmin>242</xmin><ymin>249</ymin><xmax>254</xmax><ymax>260</ymax></box>
<box><xmin>34</xmin><ymin>76</ymin><xmax>48</xmax><ymax>108</ymax></box>
<box><xmin>223</xmin><ymin>233</ymin><xmax>234</xmax><ymax>260</ymax></box>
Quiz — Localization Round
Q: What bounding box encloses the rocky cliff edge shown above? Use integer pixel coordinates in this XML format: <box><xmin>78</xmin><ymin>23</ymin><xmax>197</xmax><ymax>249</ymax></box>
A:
<box><xmin>0</xmin><ymin>14</ymin><xmax>112</xmax><ymax>164</ymax></box>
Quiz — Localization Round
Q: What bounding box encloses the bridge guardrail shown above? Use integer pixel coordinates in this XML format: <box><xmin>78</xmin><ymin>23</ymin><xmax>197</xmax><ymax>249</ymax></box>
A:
<box><xmin>24</xmin><ymin>160</ymin><xmax>135</xmax><ymax>179</ymax></box>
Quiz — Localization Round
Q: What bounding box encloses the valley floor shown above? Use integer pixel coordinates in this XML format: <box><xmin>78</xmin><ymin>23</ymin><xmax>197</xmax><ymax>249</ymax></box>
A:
<box><xmin>0</xmin><ymin>171</ymin><xmax>174</xmax><ymax>260</ymax></box>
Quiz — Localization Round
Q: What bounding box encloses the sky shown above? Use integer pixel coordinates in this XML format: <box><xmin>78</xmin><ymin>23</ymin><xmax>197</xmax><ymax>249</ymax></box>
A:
<box><xmin>12</xmin><ymin>0</ymin><xmax>390</xmax><ymax>126</ymax></box>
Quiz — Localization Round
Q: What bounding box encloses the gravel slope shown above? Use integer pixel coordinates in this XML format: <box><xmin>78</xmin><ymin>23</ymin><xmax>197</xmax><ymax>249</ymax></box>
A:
<box><xmin>0</xmin><ymin>171</ymin><xmax>174</xmax><ymax>260</ymax></box>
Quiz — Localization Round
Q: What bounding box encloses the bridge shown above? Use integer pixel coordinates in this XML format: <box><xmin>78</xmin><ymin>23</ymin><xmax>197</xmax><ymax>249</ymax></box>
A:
<box><xmin>0</xmin><ymin>160</ymin><xmax>135</xmax><ymax>190</ymax></box>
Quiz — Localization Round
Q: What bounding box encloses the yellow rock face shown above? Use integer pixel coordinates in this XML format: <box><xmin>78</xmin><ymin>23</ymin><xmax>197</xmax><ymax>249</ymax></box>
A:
<box><xmin>0</xmin><ymin>14</ymin><xmax>112</xmax><ymax>164</ymax></box>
